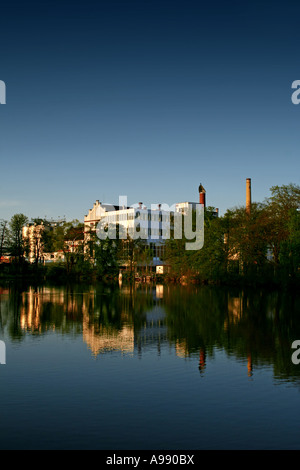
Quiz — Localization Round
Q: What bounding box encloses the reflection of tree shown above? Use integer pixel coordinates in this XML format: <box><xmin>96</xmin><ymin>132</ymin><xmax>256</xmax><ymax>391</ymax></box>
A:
<box><xmin>0</xmin><ymin>282</ymin><xmax>155</xmax><ymax>354</ymax></box>
<box><xmin>82</xmin><ymin>284</ymin><xmax>158</xmax><ymax>357</ymax></box>
<box><xmin>2</xmin><ymin>284</ymin><xmax>85</xmax><ymax>338</ymax></box>
<box><xmin>2</xmin><ymin>282</ymin><xmax>300</xmax><ymax>385</ymax></box>
<box><xmin>222</xmin><ymin>289</ymin><xmax>300</xmax><ymax>383</ymax></box>
<box><xmin>163</xmin><ymin>285</ymin><xmax>300</xmax><ymax>382</ymax></box>
<box><xmin>164</xmin><ymin>285</ymin><xmax>228</xmax><ymax>359</ymax></box>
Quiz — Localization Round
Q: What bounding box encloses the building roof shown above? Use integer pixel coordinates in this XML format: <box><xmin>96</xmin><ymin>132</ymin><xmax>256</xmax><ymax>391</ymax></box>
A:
<box><xmin>100</xmin><ymin>204</ymin><xmax>130</xmax><ymax>212</ymax></box>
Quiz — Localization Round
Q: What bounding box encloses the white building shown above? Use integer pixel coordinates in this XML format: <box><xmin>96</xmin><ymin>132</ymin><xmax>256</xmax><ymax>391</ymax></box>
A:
<box><xmin>84</xmin><ymin>200</ymin><xmax>171</xmax><ymax>241</ymax></box>
<box><xmin>176</xmin><ymin>202</ymin><xmax>219</xmax><ymax>219</ymax></box>
<box><xmin>84</xmin><ymin>189</ymin><xmax>210</xmax><ymax>270</ymax></box>
<box><xmin>175</xmin><ymin>201</ymin><xmax>200</xmax><ymax>214</ymax></box>
<box><xmin>84</xmin><ymin>200</ymin><xmax>172</xmax><ymax>266</ymax></box>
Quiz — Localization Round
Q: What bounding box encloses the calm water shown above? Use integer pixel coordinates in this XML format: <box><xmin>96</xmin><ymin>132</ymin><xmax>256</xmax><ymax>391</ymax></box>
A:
<box><xmin>0</xmin><ymin>281</ymin><xmax>300</xmax><ymax>450</ymax></box>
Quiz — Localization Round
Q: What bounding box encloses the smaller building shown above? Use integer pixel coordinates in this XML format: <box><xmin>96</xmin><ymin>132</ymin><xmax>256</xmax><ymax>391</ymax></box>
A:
<box><xmin>22</xmin><ymin>222</ymin><xmax>47</xmax><ymax>264</ymax></box>
<box><xmin>0</xmin><ymin>256</ymin><xmax>11</xmax><ymax>264</ymax></box>
<box><xmin>43</xmin><ymin>251</ymin><xmax>65</xmax><ymax>263</ymax></box>
<box><xmin>22</xmin><ymin>219</ymin><xmax>83</xmax><ymax>264</ymax></box>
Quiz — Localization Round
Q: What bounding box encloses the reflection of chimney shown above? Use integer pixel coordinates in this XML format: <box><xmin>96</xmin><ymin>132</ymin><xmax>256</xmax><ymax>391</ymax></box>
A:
<box><xmin>199</xmin><ymin>348</ymin><xmax>206</xmax><ymax>374</ymax></box>
<box><xmin>199</xmin><ymin>183</ymin><xmax>206</xmax><ymax>207</ymax></box>
<box><xmin>246</xmin><ymin>178</ymin><xmax>251</xmax><ymax>215</ymax></box>
<box><xmin>247</xmin><ymin>353</ymin><xmax>253</xmax><ymax>377</ymax></box>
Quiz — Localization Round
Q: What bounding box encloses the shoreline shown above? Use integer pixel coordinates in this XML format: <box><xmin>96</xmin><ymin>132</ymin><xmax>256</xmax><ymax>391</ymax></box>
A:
<box><xmin>0</xmin><ymin>269</ymin><xmax>299</xmax><ymax>290</ymax></box>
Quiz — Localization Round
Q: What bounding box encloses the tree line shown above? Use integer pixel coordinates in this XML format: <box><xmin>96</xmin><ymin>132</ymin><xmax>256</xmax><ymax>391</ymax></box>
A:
<box><xmin>165</xmin><ymin>183</ymin><xmax>300</xmax><ymax>286</ymax></box>
<box><xmin>0</xmin><ymin>214</ymin><xmax>153</xmax><ymax>281</ymax></box>
<box><xmin>0</xmin><ymin>183</ymin><xmax>299</xmax><ymax>285</ymax></box>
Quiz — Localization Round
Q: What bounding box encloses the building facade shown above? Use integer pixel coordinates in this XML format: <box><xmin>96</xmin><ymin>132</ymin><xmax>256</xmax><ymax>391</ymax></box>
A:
<box><xmin>84</xmin><ymin>200</ymin><xmax>172</xmax><ymax>265</ymax></box>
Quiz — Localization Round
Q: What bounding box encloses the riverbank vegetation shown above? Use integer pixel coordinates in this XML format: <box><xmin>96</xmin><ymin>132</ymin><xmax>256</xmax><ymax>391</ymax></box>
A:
<box><xmin>0</xmin><ymin>183</ymin><xmax>299</xmax><ymax>287</ymax></box>
<box><xmin>166</xmin><ymin>183</ymin><xmax>300</xmax><ymax>287</ymax></box>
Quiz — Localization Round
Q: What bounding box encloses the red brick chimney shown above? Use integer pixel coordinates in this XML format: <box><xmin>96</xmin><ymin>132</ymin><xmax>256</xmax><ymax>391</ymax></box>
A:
<box><xmin>199</xmin><ymin>183</ymin><xmax>206</xmax><ymax>207</ymax></box>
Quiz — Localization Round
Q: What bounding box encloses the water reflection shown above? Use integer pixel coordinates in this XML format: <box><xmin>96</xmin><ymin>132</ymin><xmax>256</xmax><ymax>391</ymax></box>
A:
<box><xmin>1</xmin><ymin>282</ymin><xmax>300</xmax><ymax>384</ymax></box>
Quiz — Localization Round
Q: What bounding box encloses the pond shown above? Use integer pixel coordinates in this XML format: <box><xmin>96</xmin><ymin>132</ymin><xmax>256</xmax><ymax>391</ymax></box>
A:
<box><xmin>0</xmin><ymin>282</ymin><xmax>300</xmax><ymax>450</ymax></box>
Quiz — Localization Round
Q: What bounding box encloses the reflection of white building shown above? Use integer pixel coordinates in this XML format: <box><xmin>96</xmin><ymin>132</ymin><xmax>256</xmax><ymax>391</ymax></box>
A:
<box><xmin>82</xmin><ymin>316</ymin><xmax>134</xmax><ymax>357</ymax></box>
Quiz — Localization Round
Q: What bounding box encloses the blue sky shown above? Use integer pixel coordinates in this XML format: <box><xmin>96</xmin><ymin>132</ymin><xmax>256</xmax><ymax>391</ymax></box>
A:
<box><xmin>0</xmin><ymin>0</ymin><xmax>299</xmax><ymax>221</ymax></box>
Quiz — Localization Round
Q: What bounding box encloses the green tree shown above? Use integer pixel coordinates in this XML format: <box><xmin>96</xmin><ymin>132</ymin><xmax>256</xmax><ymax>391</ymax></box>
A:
<box><xmin>0</xmin><ymin>219</ymin><xmax>8</xmax><ymax>260</ymax></box>
<box><xmin>279</xmin><ymin>208</ymin><xmax>300</xmax><ymax>281</ymax></box>
<box><xmin>94</xmin><ymin>237</ymin><xmax>121</xmax><ymax>278</ymax></box>
<box><xmin>124</xmin><ymin>236</ymin><xmax>149</xmax><ymax>278</ymax></box>
<box><xmin>192</xmin><ymin>211</ymin><xmax>227</xmax><ymax>282</ymax></box>
<box><xmin>165</xmin><ymin>207</ymin><xmax>223</xmax><ymax>281</ymax></box>
<box><xmin>86</xmin><ymin>223</ymin><xmax>126</xmax><ymax>278</ymax></box>
<box><xmin>8</xmin><ymin>213</ymin><xmax>28</xmax><ymax>263</ymax></box>
<box><xmin>29</xmin><ymin>219</ymin><xmax>50</xmax><ymax>265</ymax></box>
<box><xmin>263</xmin><ymin>183</ymin><xmax>300</xmax><ymax>267</ymax></box>
<box><xmin>52</xmin><ymin>220</ymin><xmax>85</xmax><ymax>274</ymax></box>
<box><xmin>222</xmin><ymin>183</ymin><xmax>300</xmax><ymax>282</ymax></box>
<box><xmin>223</xmin><ymin>202</ymin><xmax>269</xmax><ymax>277</ymax></box>
<box><xmin>41</xmin><ymin>221</ymin><xmax>57</xmax><ymax>254</ymax></box>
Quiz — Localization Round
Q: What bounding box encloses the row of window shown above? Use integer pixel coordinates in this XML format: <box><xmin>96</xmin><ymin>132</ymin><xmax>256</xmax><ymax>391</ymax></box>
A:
<box><xmin>134</xmin><ymin>211</ymin><xmax>170</xmax><ymax>222</ymax></box>
<box><xmin>93</xmin><ymin>213</ymin><xmax>171</xmax><ymax>222</ymax></box>
<box><xmin>129</xmin><ymin>227</ymin><xmax>166</xmax><ymax>237</ymax></box>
